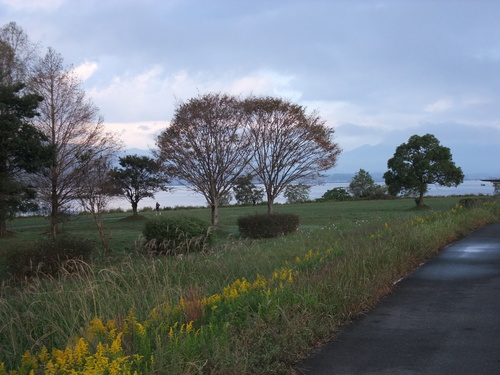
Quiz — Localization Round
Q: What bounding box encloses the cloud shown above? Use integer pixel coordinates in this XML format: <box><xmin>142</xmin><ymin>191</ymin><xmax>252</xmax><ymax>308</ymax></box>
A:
<box><xmin>88</xmin><ymin>66</ymin><xmax>172</xmax><ymax>122</ymax></box>
<box><xmin>104</xmin><ymin>121</ymin><xmax>169</xmax><ymax>150</ymax></box>
<box><xmin>0</xmin><ymin>0</ymin><xmax>65</xmax><ymax>11</ymax></box>
<box><xmin>88</xmin><ymin>67</ymin><xmax>307</xmax><ymax>123</ymax></box>
<box><xmin>424</xmin><ymin>97</ymin><xmax>454</xmax><ymax>113</ymax></box>
<box><xmin>71</xmin><ymin>61</ymin><xmax>98</xmax><ymax>81</ymax></box>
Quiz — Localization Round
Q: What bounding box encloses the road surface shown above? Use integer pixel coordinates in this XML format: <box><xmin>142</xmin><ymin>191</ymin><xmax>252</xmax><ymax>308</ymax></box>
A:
<box><xmin>296</xmin><ymin>222</ymin><xmax>500</xmax><ymax>375</ymax></box>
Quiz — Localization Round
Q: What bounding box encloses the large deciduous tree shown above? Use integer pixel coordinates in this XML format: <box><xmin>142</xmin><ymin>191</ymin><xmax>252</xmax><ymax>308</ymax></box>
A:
<box><xmin>384</xmin><ymin>134</ymin><xmax>464</xmax><ymax>207</ymax></box>
<box><xmin>0</xmin><ymin>81</ymin><xmax>50</xmax><ymax>237</ymax></box>
<box><xmin>30</xmin><ymin>47</ymin><xmax>120</xmax><ymax>237</ymax></box>
<box><xmin>244</xmin><ymin>96</ymin><xmax>341</xmax><ymax>214</ymax></box>
<box><xmin>111</xmin><ymin>155</ymin><xmax>168</xmax><ymax>217</ymax></box>
<box><xmin>156</xmin><ymin>93</ymin><xmax>253</xmax><ymax>226</ymax></box>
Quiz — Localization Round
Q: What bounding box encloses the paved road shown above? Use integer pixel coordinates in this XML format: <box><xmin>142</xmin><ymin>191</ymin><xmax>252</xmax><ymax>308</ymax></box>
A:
<box><xmin>296</xmin><ymin>223</ymin><xmax>500</xmax><ymax>375</ymax></box>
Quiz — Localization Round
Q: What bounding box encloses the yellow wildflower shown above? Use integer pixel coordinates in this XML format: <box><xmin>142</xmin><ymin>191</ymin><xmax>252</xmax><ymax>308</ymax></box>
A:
<box><xmin>73</xmin><ymin>338</ymin><xmax>89</xmax><ymax>366</ymax></box>
<box><xmin>186</xmin><ymin>321</ymin><xmax>194</xmax><ymax>334</ymax></box>
<box><xmin>252</xmin><ymin>274</ymin><xmax>267</xmax><ymax>289</ymax></box>
<box><xmin>38</xmin><ymin>346</ymin><xmax>50</xmax><ymax>363</ymax></box>
<box><xmin>110</xmin><ymin>332</ymin><xmax>124</xmax><ymax>355</ymax></box>
<box><xmin>90</xmin><ymin>318</ymin><xmax>106</xmax><ymax>335</ymax></box>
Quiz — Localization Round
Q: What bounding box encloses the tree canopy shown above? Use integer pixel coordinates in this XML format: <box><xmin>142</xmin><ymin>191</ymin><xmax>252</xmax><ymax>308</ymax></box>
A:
<box><xmin>349</xmin><ymin>169</ymin><xmax>376</xmax><ymax>198</ymax></box>
<box><xmin>244</xmin><ymin>96</ymin><xmax>341</xmax><ymax>214</ymax></box>
<box><xmin>111</xmin><ymin>155</ymin><xmax>169</xmax><ymax>217</ymax></box>
<box><xmin>0</xmin><ymin>22</ymin><xmax>38</xmax><ymax>84</ymax></box>
<box><xmin>0</xmin><ymin>81</ymin><xmax>50</xmax><ymax>236</ymax></box>
<box><xmin>384</xmin><ymin>134</ymin><xmax>464</xmax><ymax>207</ymax></box>
<box><xmin>30</xmin><ymin>48</ymin><xmax>120</xmax><ymax>236</ymax></box>
<box><xmin>156</xmin><ymin>93</ymin><xmax>253</xmax><ymax>226</ymax></box>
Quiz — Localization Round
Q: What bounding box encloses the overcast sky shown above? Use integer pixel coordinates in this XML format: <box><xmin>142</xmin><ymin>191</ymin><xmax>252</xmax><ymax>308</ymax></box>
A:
<box><xmin>1</xmin><ymin>0</ymin><xmax>499</xmax><ymax>176</ymax></box>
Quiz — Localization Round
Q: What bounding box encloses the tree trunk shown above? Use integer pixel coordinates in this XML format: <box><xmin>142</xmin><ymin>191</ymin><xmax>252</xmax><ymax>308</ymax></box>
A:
<box><xmin>0</xmin><ymin>219</ymin><xmax>7</xmax><ymax>237</ymax></box>
<box><xmin>211</xmin><ymin>203</ymin><xmax>219</xmax><ymax>227</ymax></box>
<box><xmin>94</xmin><ymin>216</ymin><xmax>109</xmax><ymax>253</ymax></box>
<box><xmin>132</xmin><ymin>201</ymin><xmax>138</xmax><ymax>216</ymax></box>
<box><xmin>50</xmin><ymin>202</ymin><xmax>59</xmax><ymax>238</ymax></box>
<box><xmin>416</xmin><ymin>190</ymin><xmax>425</xmax><ymax>207</ymax></box>
<box><xmin>50</xmin><ymin>167</ymin><xmax>59</xmax><ymax>238</ymax></box>
<box><xmin>267</xmin><ymin>192</ymin><xmax>274</xmax><ymax>214</ymax></box>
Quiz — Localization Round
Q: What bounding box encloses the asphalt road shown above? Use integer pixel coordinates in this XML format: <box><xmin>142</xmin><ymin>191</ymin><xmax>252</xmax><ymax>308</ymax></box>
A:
<box><xmin>295</xmin><ymin>222</ymin><xmax>500</xmax><ymax>375</ymax></box>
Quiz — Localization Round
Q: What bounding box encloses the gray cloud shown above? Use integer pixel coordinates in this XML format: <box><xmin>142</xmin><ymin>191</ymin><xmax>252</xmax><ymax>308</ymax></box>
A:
<box><xmin>1</xmin><ymin>0</ymin><xmax>499</xmax><ymax>175</ymax></box>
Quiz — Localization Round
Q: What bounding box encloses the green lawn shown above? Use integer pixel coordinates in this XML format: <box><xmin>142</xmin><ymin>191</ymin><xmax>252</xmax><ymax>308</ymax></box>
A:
<box><xmin>3</xmin><ymin>196</ymin><xmax>462</xmax><ymax>252</ymax></box>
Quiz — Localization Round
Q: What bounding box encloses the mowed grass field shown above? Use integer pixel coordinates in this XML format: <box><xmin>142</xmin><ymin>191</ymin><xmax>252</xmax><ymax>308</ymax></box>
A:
<box><xmin>2</xmin><ymin>196</ymin><xmax>461</xmax><ymax>253</ymax></box>
<box><xmin>1</xmin><ymin>196</ymin><xmax>498</xmax><ymax>374</ymax></box>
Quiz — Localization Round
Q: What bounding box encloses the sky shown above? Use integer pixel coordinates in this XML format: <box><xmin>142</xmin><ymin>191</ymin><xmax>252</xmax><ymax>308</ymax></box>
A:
<box><xmin>1</xmin><ymin>0</ymin><xmax>499</xmax><ymax>177</ymax></box>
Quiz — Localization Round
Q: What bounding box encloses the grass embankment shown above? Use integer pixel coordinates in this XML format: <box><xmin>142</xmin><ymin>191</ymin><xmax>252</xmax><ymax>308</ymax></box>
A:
<box><xmin>0</xmin><ymin>198</ymin><xmax>499</xmax><ymax>374</ymax></box>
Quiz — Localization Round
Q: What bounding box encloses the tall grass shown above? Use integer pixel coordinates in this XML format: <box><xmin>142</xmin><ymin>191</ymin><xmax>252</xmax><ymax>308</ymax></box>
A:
<box><xmin>0</xmin><ymin>200</ymin><xmax>498</xmax><ymax>374</ymax></box>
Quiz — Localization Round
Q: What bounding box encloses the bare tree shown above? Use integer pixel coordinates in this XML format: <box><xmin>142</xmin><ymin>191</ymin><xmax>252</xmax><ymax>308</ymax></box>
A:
<box><xmin>244</xmin><ymin>96</ymin><xmax>341</xmax><ymax>214</ymax></box>
<box><xmin>0</xmin><ymin>21</ymin><xmax>39</xmax><ymax>84</ymax></box>
<box><xmin>156</xmin><ymin>93</ymin><xmax>253</xmax><ymax>226</ymax></box>
<box><xmin>76</xmin><ymin>154</ymin><xmax>119</xmax><ymax>252</ymax></box>
<box><xmin>30</xmin><ymin>47</ymin><xmax>121</xmax><ymax>237</ymax></box>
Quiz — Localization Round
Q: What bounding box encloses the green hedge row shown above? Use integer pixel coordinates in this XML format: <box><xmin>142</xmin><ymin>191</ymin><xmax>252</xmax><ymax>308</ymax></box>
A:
<box><xmin>237</xmin><ymin>213</ymin><xmax>299</xmax><ymax>238</ymax></box>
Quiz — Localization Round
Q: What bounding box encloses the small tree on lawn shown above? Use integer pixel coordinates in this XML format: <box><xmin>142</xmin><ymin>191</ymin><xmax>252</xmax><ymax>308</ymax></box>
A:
<box><xmin>111</xmin><ymin>155</ymin><xmax>169</xmax><ymax>217</ymax></box>
<box><xmin>384</xmin><ymin>134</ymin><xmax>464</xmax><ymax>207</ymax></box>
<box><xmin>233</xmin><ymin>173</ymin><xmax>264</xmax><ymax>205</ymax></box>
<box><xmin>349</xmin><ymin>169</ymin><xmax>379</xmax><ymax>198</ymax></box>
<box><xmin>349</xmin><ymin>169</ymin><xmax>386</xmax><ymax>199</ymax></box>
<box><xmin>284</xmin><ymin>183</ymin><xmax>311</xmax><ymax>203</ymax></box>
<box><xmin>77</xmin><ymin>154</ymin><xmax>119</xmax><ymax>252</ymax></box>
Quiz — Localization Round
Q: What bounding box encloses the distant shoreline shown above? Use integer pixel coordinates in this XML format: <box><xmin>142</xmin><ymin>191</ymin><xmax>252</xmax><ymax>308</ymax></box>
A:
<box><xmin>108</xmin><ymin>180</ymin><xmax>495</xmax><ymax>211</ymax></box>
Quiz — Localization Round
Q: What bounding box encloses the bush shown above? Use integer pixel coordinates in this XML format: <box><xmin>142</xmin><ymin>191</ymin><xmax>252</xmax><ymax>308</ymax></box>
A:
<box><xmin>320</xmin><ymin>187</ymin><xmax>351</xmax><ymax>201</ymax></box>
<box><xmin>142</xmin><ymin>216</ymin><xmax>213</xmax><ymax>254</ymax></box>
<box><xmin>459</xmin><ymin>197</ymin><xmax>495</xmax><ymax>208</ymax></box>
<box><xmin>237</xmin><ymin>213</ymin><xmax>299</xmax><ymax>238</ymax></box>
<box><xmin>6</xmin><ymin>236</ymin><xmax>94</xmax><ymax>280</ymax></box>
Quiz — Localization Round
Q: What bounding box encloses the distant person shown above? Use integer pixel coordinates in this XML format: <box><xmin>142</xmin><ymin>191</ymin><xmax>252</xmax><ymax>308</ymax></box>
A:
<box><xmin>155</xmin><ymin>202</ymin><xmax>161</xmax><ymax>215</ymax></box>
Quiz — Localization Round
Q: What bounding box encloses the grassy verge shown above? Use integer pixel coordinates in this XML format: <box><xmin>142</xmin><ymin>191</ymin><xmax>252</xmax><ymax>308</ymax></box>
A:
<box><xmin>0</xmin><ymin>198</ymin><xmax>498</xmax><ymax>374</ymax></box>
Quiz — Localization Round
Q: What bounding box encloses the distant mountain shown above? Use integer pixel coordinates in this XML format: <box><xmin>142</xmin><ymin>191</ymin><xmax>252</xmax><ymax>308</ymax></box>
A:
<box><xmin>330</xmin><ymin>143</ymin><xmax>500</xmax><ymax>180</ymax></box>
<box><xmin>120</xmin><ymin>142</ymin><xmax>500</xmax><ymax>182</ymax></box>
<box><xmin>118</xmin><ymin>148</ymin><xmax>152</xmax><ymax>158</ymax></box>
<box><xmin>332</xmin><ymin>144</ymin><xmax>393</xmax><ymax>175</ymax></box>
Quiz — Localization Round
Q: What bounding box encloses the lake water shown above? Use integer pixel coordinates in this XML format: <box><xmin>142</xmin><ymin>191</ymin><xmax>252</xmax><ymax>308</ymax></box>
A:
<box><xmin>108</xmin><ymin>180</ymin><xmax>496</xmax><ymax>211</ymax></box>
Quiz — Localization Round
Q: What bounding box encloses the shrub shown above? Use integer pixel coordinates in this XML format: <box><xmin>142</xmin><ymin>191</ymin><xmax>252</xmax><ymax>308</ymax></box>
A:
<box><xmin>6</xmin><ymin>236</ymin><xmax>94</xmax><ymax>280</ymax></box>
<box><xmin>142</xmin><ymin>216</ymin><xmax>213</xmax><ymax>254</ymax></box>
<box><xmin>320</xmin><ymin>187</ymin><xmax>351</xmax><ymax>201</ymax></box>
<box><xmin>459</xmin><ymin>197</ymin><xmax>495</xmax><ymax>208</ymax></box>
<box><xmin>237</xmin><ymin>213</ymin><xmax>299</xmax><ymax>238</ymax></box>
